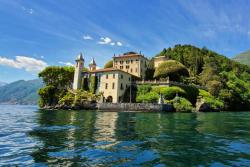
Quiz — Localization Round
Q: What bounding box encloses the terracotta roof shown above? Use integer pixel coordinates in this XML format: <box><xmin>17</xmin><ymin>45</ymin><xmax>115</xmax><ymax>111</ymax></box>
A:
<box><xmin>89</xmin><ymin>68</ymin><xmax>119</xmax><ymax>73</ymax></box>
<box><xmin>87</xmin><ymin>68</ymin><xmax>139</xmax><ymax>78</ymax></box>
<box><xmin>113</xmin><ymin>53</ymin><xmax>146</xmax><ymax>59</ymax></box>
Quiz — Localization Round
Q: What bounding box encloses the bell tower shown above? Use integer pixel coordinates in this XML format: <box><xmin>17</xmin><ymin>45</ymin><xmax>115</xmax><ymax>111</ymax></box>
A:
<box><xmin>73</xmin><ymin>52</ymin><xmax>84</xmax><ymax>90</ymax></box>
<box><xmin>89</xmin><ymin>58</ymin><xmax>96</xmax><ymax>71</ymax></box>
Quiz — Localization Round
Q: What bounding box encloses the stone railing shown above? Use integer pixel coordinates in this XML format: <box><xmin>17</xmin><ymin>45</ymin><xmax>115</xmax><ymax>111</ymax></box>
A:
<box><xmin>132</xmin><ymin>79</ymin><xmax>206</xmax><ymax>90</ymax></box>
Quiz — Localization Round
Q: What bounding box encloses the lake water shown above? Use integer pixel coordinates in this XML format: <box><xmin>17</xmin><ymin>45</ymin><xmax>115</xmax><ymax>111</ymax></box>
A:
<box><xmin>0</xmin><ymin>105</ymin><xmax>250</xmax><ymax>166</ymax></box>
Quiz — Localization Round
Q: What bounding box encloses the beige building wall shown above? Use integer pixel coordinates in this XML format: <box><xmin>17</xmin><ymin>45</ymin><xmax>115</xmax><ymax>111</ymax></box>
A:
<box><xmin>96</xmin><ymin>71</ymin><xmax>132</xmax><ymax>103</ymax></box>
<box><xmin>154</xmin><ymin>56</ymin><xmax>168</xmax><ymax>68</ymax></box>
<box><xmin>113</xmin><ymin>55</ymin><xmax>148</xmax><ymax>79</ymax></box>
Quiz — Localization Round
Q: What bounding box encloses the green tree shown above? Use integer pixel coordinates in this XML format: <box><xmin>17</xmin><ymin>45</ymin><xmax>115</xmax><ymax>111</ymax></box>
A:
<box><xmin>38</xmin><ymin>85</ymin><xmax>56</xmax><ymax>107</ymax></box>
<box><xmin>38</xmin><ymin>66</ymin><xmax>74</xmax><ymax>107</ymax></box>
<box><xmin>38</xmin><ymin>66</ymin><xmax>74</xmax><ymax>89</ymax></box>
<box><xmin>89</xmin><ymin>75</ymin><xmax>97</xmax><ymax>94</ymax></box>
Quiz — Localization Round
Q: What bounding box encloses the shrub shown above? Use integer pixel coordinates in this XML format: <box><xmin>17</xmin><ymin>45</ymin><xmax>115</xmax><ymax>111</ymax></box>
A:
<box><xmin>151</xmin><ymin>86</ymin><xmax>187</xmax><ymax>100</ymax></box>
<box><xmin>172</xmin><ymin>97</ymin><xmax>193</xmax><ymax>112</ymax></box>
<box><xmin>153</xmin><ymin>60</ymin><xmax>189</xmax><ymax>81</ymax></box>
<box><xmin>137</xmin><ymin>84</ymin><xmax>152</xmax><ymax>95</ymax></box>
<box><xmin>74</xmin><ymin>90</ymin><xmax>100</xmax><ymax>106</ymax></box>
<box><xmin>58</xmin><ymin>92</ymin><xmax>75</xmax><ymax>106</ymax></box>
<box><xmin>198</xmin><ymin>89</ymin><xmax>224</xmax><ymax>110</ymax></box>
<box><xmin>104</xmin><ymin>60</ymin><xmax>113</xmax><ymax>68</ymax></box>
<box><xmin>136</xmin><ymin>91</ymin><xmax>159</xmax><ymax>103</ymax></box>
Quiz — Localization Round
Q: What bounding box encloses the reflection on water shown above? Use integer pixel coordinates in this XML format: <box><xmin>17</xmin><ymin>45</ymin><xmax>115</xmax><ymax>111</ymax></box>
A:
<box><xmin>0</xmin><ymin>105</ymin><xmax>250</xmax><ymax>166</ymax></box>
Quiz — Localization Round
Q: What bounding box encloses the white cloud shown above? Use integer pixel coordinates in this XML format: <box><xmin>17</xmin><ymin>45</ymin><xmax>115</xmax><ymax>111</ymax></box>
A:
<box><xmin>117</xmin><ymin>41</ymin><xmax>123</xmax><ymax>46</ymax></box>
<box><xmin>59</xmin><ymin>61</ymin><xmax>74</xmax><ymax>66</ymax></box>
<box><xmin>98</xmin><ymin>37</ymin><xmax>112</xmax><ymax>45</ymax></box>
<box><xmin>83</xmin><ymin>35</ymin><xmax>93</xmax><ymax>40</ymax></box>
<box><xmin>0</xmin><ymin>56</ymin><xmax>47</xmax><ymax>72</ymax></box>
<box><xmin>40</xmin><ymin>55</ymin><xmax>44</xmax><ymax>59</ymax></box>
<box><xmin>22</xmin><ymin>6</ymin><xmax>34</xmax><ymax>15</ymax></box>
<box><xmin>97</xmin><ymin>37</ymin><xmax>124</xmax><ymax>47</ymax></box>
<box><xmin>247</xmin><ymin>31</ymin><xmax>250</xmax><ymax>35</ymax></box>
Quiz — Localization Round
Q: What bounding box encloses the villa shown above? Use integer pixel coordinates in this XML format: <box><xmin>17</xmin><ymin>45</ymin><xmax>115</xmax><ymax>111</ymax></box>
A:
<box><xmin>73</xmin><ymin>52</ymin><xmax>168</xmax><ymax>103</ymax></box>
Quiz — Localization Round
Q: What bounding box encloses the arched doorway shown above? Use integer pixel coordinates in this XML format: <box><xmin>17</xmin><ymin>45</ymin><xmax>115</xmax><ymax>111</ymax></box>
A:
<box><xmin>106</xmin><ymin>96</ymin><xmax>113</xmax><ymax>103</ymax></box>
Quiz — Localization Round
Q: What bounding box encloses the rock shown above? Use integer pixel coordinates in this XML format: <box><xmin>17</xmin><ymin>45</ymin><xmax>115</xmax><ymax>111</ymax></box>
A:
<box><xmin>195</xmin><ymin>98</ymin><xmax>219</xmax><ymax>112</ymax></box>
<box><xmin>196</xmin><ymin>102</ymin><xmax>211</xmax><ymax>112</ymax></box>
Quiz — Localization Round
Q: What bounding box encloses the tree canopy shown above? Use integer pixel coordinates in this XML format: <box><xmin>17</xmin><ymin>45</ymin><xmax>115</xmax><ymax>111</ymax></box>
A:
<box><xmin>154</xmin><ymin>44</ymin><xmax>250</xmax><ymax>110</ymax></box>
<box><xmin>104</xmin><ymin>60</ymin><xmax>113</xmax><ymax>68</ymax></box>
<box><xmin>153</xmin><ymin>60</ymin><xmax>189</xmax><ymax>81</ymax></box>
<box><xmin>38</xmin><ymin>66</ymin><xmax>74</xmax><ymax>107</ymax></box>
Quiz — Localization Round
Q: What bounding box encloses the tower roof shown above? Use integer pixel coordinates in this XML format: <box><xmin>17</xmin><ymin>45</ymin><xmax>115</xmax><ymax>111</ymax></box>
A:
<box><xmin>76</xmin><ymin>52</ymin><xmax>84</xmax><ymax>61</ymax></box>
<box><xmin>89</xmin><ymin>58</ymin><xmax>96</xmax><ymax>65</ymax></box>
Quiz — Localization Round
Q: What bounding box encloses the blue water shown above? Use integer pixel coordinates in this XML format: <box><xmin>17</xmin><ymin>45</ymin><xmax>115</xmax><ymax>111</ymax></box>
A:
<box><xmin>0</xmin><ymin>105</ymin><xmax>250</xmax><ymax>166</ymax></box>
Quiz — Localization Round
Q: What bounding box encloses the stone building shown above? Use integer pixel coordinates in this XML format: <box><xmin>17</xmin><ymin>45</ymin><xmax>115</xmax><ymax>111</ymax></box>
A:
<box><xmin>113</xmin><ymin>52</ymin><xmax>149</xmax><ymax>79</ymax></box>
<box><xmin>153</xmin><ymin>55</ymin><xmax>169</xmax><ymax>68</ymax></box>
<box><xmin>73</xmin><ymin>52</ymin><xmax>149</xmax><ymax>103</ymax></box>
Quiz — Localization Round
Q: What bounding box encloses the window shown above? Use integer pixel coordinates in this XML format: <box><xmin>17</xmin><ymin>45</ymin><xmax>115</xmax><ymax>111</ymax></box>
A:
<box><xmin>126</xmin><ymin>65</ymin><xmax>129</xmax><ymax>69</ymax></box>
<box><xmin>112</xmin><ymin>82</ymin><xmax>115</xmax><ymax>89</ymax></box>
<box><xmin>113</xmin><ymin>74</ymin><xmax>115</xmax><ymax>78</ymax></box>
<box><xmin>120</xmin><ymin>66</ymin><xmax>123</xmax><ymax>69</ymax></box>
<box><xmin>121</xmin><ymin>74</ymin><xmax>123</xmax><ymax>79</ymax></box>
<box><xmin>105</xmin><ymin>83</ymin><xmax>108</xmax><ymax>89</ymax></box>
<box><xmin>126</xmin><ymin>60</ymin><xmax>129</xmax><ymax>64</ymax></box>
<box><xmin>120</xmin><ymin>83</ymin><xmax>123</xmax><ymax>90</ymax></box>
<box><xmin>129</xmin><ymin>77</ymin><xmax>131</xmax><ymax>81</ymax></box>
<box><xmin>135</xmin><ymin>68</ymin><xmax>138</xmax><ymax>72</ymax></box>
<box><xmin>120</xmin><ymin>60</ymin><xmax>124</xmax><ymax>64</ymax></box>
<box><xmin>131</xmin><ymin>60</ymin><xmax>133</xmax><ymax>64</ymax></box>
<box><xmin>106</xmin><ymin>74</ymin><xmax>108</xmax><ymax>79</ymax></box>
<box><xmin>126</xmin><ymin>84</ymin><xmax>128</xmax><ymax>88</ymax></box>
<box><xmin>130</xmin><ymin>68</ymin><xmax>133</xmax><ymax>73</ymax></box>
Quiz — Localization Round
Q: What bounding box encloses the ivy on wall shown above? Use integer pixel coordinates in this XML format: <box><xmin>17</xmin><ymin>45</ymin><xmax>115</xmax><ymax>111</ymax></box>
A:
<box><xmin>89</xmin><ymin>75</ymin><xmax>97</xmax><ymax>94</ymax></box>
<box><xmin>81</xmin><ymin>77</ymin><xmax>89</xmax><ymax>91</ymax></box>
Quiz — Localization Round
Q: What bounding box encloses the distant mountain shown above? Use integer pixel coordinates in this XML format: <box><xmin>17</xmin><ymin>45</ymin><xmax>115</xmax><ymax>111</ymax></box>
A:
<box><xmin>0</xmin><ymin>81</ymin><xmax>7</xmax><ymax>87</ymax></box>
<box><xmin>233</xmin><ymin>50</ymin><xmax>250</xmax><ymax>66</ymax></box>
<box><xmin>0</xmin><ymin>79</ymin><xmax>43</xmax><ymax>105</ymax></box>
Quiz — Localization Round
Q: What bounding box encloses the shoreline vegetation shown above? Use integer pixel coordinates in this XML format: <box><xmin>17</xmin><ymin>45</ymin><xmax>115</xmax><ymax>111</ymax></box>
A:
<box><xmin>38</xmin><ymin>45</ymin><xmax>250</xmax><ymax>112</ymax></box>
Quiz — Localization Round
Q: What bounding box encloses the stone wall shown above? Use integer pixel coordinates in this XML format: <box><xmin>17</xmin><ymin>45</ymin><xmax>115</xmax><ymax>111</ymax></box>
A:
<box><xmin>97</xmin><ymin>103</ymin><xmax>174</xmax><ymax>112</ymax></box>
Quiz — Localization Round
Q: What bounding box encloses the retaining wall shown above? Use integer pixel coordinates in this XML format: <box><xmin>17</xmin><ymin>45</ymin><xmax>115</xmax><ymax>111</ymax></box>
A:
<box><xmin>97</xmin><ymin>103</ymin><xmax>174</xmax><ymax>112</ymax></box>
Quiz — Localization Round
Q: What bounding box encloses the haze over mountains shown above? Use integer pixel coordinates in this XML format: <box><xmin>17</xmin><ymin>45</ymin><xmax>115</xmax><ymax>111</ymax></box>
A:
<box><xmin>0</xmin><ymin>79</ymin><xmax>43</xmax><ymax>105</ymax></box>
<box><xmin>0</xmin><ymin>81</ymin><xmax>7</xmax><ymax>87</ymax></box>
<box><xmin>233</xmin><ymin>50</ymin><xmax>250</xmax><ymax>66</ymax></box>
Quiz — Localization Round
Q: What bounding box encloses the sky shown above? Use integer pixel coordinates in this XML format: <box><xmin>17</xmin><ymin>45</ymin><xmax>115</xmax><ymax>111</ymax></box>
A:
<box><xmin>0</xmin><ymin>0</ymin><xmax>250</xmax><ymax>83</ymax></box>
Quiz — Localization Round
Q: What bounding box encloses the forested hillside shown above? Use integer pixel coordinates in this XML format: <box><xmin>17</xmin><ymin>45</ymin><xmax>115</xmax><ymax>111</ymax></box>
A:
<box><xmin>0</xmin><ymin>79</ymin><xmax>43</xmax><ymax>105</ymax></box>
<box><xmin>154</xmin><ymin>45</ymin><xmax>250</xmax><ymax>110</ymax></box>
